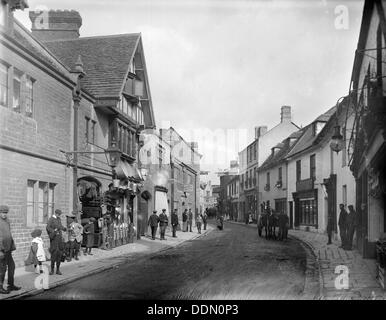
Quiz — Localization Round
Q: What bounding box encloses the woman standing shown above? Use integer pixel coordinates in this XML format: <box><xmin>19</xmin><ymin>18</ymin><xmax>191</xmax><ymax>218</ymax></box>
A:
<box><xmin>83</xmin><ymin>217</ymin><xmax>95</xmax><ymax>255</ymax></box>
<box><xmin>182</xmin><ymin>209</ymin><xmax>188</xmax><ymax>232</ymax></box>
<box><xmin>196</xmin><ymin>214</ymin><xmax>203</xmax><ymax>234</ymax></box>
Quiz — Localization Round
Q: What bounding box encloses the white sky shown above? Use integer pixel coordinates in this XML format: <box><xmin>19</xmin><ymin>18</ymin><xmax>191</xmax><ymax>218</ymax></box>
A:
<box><xmin>15</xmin><ymin>0</ymin><xmax>364</xmax><ymax>184</ymax></box>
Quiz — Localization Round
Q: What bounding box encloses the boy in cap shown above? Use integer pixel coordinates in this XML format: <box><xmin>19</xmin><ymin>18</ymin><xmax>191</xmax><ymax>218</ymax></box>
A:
<box><xmin>0</xmin><ymin>205</ymin><xmax>21</xmax><ymax>293</ymax></box>
<box><xmin>46</xmin><ymin>209</ymin><xmax>67</xmax><ymax>275</ymax></box>
<box><xmin>67</xmin><ymin>212</ymin><xmax>83</xmax><ymax>261</ymax></box>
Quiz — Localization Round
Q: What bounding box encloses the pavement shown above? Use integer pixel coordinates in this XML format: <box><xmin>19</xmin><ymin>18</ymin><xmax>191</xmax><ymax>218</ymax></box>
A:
<box><xmin>1</xmin><ymin>225</ymin><xmax>214</xmax><ymax>300</ymax></box>
<box><xmin>227</xmin><ymin>219</ymin><xmax>386</xmax><ymax>300</ymax></box>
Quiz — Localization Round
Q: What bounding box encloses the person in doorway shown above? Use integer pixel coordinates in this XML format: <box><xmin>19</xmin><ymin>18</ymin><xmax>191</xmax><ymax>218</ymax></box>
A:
<box><xmin>182</xmin><ymin>209</ymin><xmax>188</xmax><ymax>232</ymax></box>
<box><xmin>188</xmin><ymin>209</ymin><xmax>193</xmax><ymax>232</ymax></box>
<box><xmin>67</xmin><ymin>213</ymin><xmax>83</xmax><ymax>261</ymax></box>
<box><xmin>0</xmin><ymin>205</ymin><xmax>21</xmax><ymax>294</ymax></box>
<box><xmin>203</xmin><ymin>209</ymin><xmax>208</xmax><ymax>230</ymax></box>
<box><xmin>196</xmin><ymin>213</ymin><xmax>203</xmax><ymax>234</ymax></box>
<box><xmin>159</xmin><ymin>209</ymin><xmax>169</xmax><ymax>240</ymax></box>
<box><xmin>46</xmin><ymin>209</ymin><xmax>67</xmax><ymax>275</ymax></box>
<box><xmin>338</xmin><ymin>204</ymin><xmax>348</xmax><ymax>248</ymax></box>
<box><xmin>345</xmin><ymin>205</ymin><xmax>357</xmax><ymax>250</ymax></box>
<box><xmin>171</xmin><ymin>209</ymin><xmax>179</xmax><ymax>238</ymax></box>
<box><xmin>148</xmin><ymin>210</ymin><xmax>160</xmax><ymax>240</ymax></box>
<box><xmin>83</xmin><ymin>217</ymin><xmax>96</xmax><ymax>255</ymax></box>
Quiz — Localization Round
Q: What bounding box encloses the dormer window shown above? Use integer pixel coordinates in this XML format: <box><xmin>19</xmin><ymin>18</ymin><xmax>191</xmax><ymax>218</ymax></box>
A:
<box><xmin>313</xmin><ymin>121</ymin><xmax>325</xmax><ymax>136</ymax></box>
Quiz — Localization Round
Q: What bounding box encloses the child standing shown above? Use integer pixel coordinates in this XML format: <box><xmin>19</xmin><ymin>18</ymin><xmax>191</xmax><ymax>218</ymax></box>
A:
<box><xmin>26</xmin><ymin>229</ymin><xmax>46</xmax><ymax>274</ymax></box>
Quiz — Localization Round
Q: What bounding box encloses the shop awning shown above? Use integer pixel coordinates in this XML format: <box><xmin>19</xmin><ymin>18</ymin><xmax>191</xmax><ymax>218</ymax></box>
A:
<box><xmin>115</xmin><ymin>160</ymin><xmax>144</xmax><ymax>182</ymax></box>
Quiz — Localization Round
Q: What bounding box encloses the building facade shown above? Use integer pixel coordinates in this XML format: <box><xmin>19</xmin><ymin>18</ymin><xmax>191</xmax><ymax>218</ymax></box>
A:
<box><xmin>349</xmin><ymin>0</ymin><xmax>386</xmax><ymax>258</ymax></box>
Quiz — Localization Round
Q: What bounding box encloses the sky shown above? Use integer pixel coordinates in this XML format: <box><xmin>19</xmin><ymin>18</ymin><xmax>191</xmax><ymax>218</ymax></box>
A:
<box><xmin>15</xmin><ymin>0</ymin><xmax>364</xmax><ymax>184</ymax></box>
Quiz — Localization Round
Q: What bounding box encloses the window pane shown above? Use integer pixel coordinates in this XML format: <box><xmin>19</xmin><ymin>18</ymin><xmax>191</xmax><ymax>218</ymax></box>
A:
<box><xmin>27</xmin><ymin>180</ymin><xmax>35</xmax><ymax>226</ymax></box>
<box><xmin>0</xmin><ymin>63</ymin><xmax>8</xmax><ymax>107</ymax></box>
<box><xmin>25</xmin><ymin>77</ymin><xmax>33</xmax><ymax>116</ymax></box>
<box><xmin>48</xmin><ymin>184</ymin><xmax>55</xmax><ymax>221</ymax></box>
<box><xmin>38</xmin><ymin>182</ymin><xmax>46</xmax><ymax>224</ymax></box>
<box><xmin>13</xmin><ymin>72</ymin><xmax>21</xmax><ymax>112</ymax></box>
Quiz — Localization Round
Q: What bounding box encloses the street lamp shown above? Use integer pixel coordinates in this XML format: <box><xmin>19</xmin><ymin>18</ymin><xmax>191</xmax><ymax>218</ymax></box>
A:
<box><xmin>106</xmin><ymin>138</ymin><xmax>122</xmax><ymax>188</ymax></box>
<box><xmin>329</xmin><ymin>96</ymin><xmax>346</xmax><ymax>154</ymax></box>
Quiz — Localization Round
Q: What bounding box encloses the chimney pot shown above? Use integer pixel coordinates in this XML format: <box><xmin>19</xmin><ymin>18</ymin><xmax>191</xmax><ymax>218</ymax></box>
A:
<box><xmin>281</xmin><ymin>106</ymin><xmax>292</xmax><ymax>123</ymax></box>
<box><xmin>29</xmin><ymin>9</ymin><xmax>82</xmax><ymax>41</ymax></box>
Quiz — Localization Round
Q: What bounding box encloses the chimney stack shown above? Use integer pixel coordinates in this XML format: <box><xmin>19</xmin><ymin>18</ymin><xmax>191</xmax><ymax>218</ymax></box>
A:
<box><xmin>29</xmin><ymin>10</ymin><xmax>82</xmax><ymax>41</ymax></box>
<box><xmin>281</xmin><ymin>106</ymin><xmax>292</xmax><ymax>123</ymax></box>
<box><xmin>255</xmin><ymin>126</ymin><xmax>268</xmax><ymax>139</ymax></box>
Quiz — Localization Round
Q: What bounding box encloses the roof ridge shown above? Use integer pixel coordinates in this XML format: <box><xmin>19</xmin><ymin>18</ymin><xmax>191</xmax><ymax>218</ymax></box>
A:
<box><xmin>43</xmin><ymin>32</ymin><xmax>141</xmax><ymax>43</ymax></box>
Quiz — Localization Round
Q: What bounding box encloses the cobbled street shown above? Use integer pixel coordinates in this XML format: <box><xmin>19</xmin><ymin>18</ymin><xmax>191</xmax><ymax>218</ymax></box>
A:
<box><xmin>25</xmin><ymin>222</ymin><xmax>312</xmax><ymax>300</ymax></box>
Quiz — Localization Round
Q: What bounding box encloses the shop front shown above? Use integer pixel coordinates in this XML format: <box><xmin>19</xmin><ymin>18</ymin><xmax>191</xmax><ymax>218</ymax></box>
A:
<box><xmin>293</xmin><ymin>178</ymin><xmax>318</xmax><ymax>230</ymax></box>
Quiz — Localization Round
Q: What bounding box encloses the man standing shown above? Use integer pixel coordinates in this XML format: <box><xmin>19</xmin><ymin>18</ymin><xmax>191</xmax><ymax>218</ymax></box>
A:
<box><xmin>159</xmin><ymin>209</ymin><xmax>169</xmax><ymax>240</ymax></box>
<box><xmin>188</xmin><ymin>209</ymin><xmax>193</xmax><ymax>232</ymax></box>
<box><xmin>46</xmin><ymin>209</ymin><xmax>67</xmax><ymax>275</ymax></box>
<box><xmin>0</xmin><ymin>205</ymin><xmax>21</xmax><ymax>294</ymax></box>
<box><xmin>182</xmin><ymin>209</ymin><xmax>188</xmax><ymax>232</ymax></box>
<box><xmin>345</xmin><ymin>205</ymin><xmax>357</xmax><ymax>250</ymax></box>
<box><xmin>67</xmin><ymin>212</ymin><xmax>83</xmax><ymax>261</ymax></box>
<box><xmin>171</xmin><ymin>209</ymin><xmax>179</xmax><ymax>238</ymax></box>
<box><xmin>196</xmin><ymin>213</ymin><xmax>203</xmax><ymax>234</ymax></box>
<box><xmin>203</xmin><ymin>209</ymin><xmax>208</xmax><ymax>230</ymax></box>
<box><xmin>278</xmin><ymin>212</ymin><xmax>289</xmax><ymax>241</ymax></box>
<box><xmin>148</xmin><ymin>210</ymin><xmax>159</xmax><ymax>240</ymax></box>
<box><xmin>338</xmin><ymin>204</ymin><xmax>348</xmax><ymax>248</ymax></box>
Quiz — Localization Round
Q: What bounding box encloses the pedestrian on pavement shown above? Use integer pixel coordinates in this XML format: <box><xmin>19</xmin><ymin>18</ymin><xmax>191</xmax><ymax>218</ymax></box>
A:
<box><xmin>196</xmin><ymin>214</ymin><xmax>203</xmax><ymax>234</ymax></box>
<box><xmin>217</xmin><ymin>214</ymin><xmax>224</xmax><ymax>231</ymax></box>
<box><xmin>83</xmin><ymin>217</ymin><xmax>96</xmax><ymax>255</ymax></box>
<box><xmin>46</xmin><ymin>209</ymin><xmax>67</xmax><ymax>275</ymax></box>
<box><xmin>245</xmin><ymin>211</ymin><xmax>251</xmax><ymax>224</ymax></box>
<box><xmin>182</xmin><ymin>209</ymin><xmax>188</xmax><ymax>232</ymax></box>
<box><xmin>188</xmin><ymin>209</ymin><xmax>193</xmax><ymax>232</ymax></box>
<box><xmin>345</xmin><ymin>205</ymin><xmax>357</xmax><ymax>250</ymax></box>
<box><xmin>25</xmin><ymin>228</ymin><xmax>46</xmax><ymax>274</ymax></box>
<box><xmin>0</xmin><ymin>205</ymin><xmax>21</xmax><ymax>294</ymax></box>
<box><xmin>338</xmin><ymin>204</ymin><xmax>348</xmax><ymax>248</ymax></box>
<box><xmin>203</xmin><ymin>209</ymin><xmax>208</xmax><ymax>230</ymax></box>
<box><xmin>171</xmin><ymin>209</ymin><xmax>179</xmax><ymax>238</ymax></box>
<box><xmin>148</xmin><ymin>210</ymin><xmax>160</xmax><ymax>240</ymax></box>
<box><xmin>159</xmin><ymin>209</ymin><xmax>169</xmax><ymax>240</ymax></box>
<box><xmin>67</xmin><ymin>213</ymin><xmax>83</xmax><ymax>261</ymax></box>
<box><xmin>278</xmin><ymin>212</ymin><xmax>289</xmax><ymax>241</ymax></box>
<box><xmin>326</xmin><ymin>214</ymin><xmax>334</xmax><ymax>245</ymax></box>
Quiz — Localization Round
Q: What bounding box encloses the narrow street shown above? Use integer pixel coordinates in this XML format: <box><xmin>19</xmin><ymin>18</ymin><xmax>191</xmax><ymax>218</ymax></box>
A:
<box><xmin>25</xmin><ymin>222</ymin><xmax>311</xmax><ymax>300</ymax></box>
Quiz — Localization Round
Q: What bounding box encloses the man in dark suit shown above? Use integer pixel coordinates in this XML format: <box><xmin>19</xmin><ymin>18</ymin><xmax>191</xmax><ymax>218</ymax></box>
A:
<box><xmin>46</xmin><ymin>209</ymin><xmax>67</xmax><ymax>275</ymax></box>
<box><xmin>148</xmin><ymin>210</ymin><xmax>159</xmax><ymax>240</ymax></box>
<box><xmin>171</xmin><ymin>209</ymin><xmax>179</xmax><ymax>238</ymax></box>
<box><xmin>188</xmin><ymin>209</ymin><xmax>193</xmax><ymax>232</ymax></box>
<box><xmin>159</xmin><ymin>209</ymin><xmax>169</xmax><ymax>240</ymax></box>
<box><xmin>345</xmin><ymin>205</ymin><xmax>357</xmax><ymax>250</ymax></box>
<box><xmin>338</xmin><ymin>204</ymin><xmax>348</xmax><ymax>248</ymax></box>
<box><xmin>0</xmin><ymin>205</ymin><xmax>21</xmax><ymax>294</ymax></box>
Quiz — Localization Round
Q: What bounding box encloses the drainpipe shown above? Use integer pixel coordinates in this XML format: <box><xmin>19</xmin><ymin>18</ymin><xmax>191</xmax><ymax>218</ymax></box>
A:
<box><xmin>72</xmin><ymin>56</ymin><xmax>85</xmax><ymax>220</ymax></box>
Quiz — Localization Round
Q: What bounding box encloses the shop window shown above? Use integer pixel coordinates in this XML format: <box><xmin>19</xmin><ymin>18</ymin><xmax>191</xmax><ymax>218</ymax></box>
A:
<box><xmin>0</xmin><ymin>63</ymin><xmax>8</xmax><ymax>107</ymax></box>
<box><xmin>299</xmin><ymin>199</ymin><xmax>317</xmax><ymax>226</ymax></box>
<box><xmin>12</xmin><ymin>68</ymin><xmax>22</xmax><ymax>112</ymax></box>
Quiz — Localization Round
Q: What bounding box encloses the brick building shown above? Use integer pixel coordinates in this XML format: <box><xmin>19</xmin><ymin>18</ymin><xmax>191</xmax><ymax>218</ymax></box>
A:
<box><xmin>0</xmin><ymin>4</ymin><xmax>156</xmax><ymax>265</ymax></box>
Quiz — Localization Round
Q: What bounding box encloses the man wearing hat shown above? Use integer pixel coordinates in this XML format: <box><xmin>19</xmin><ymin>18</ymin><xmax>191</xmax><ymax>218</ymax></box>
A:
<box><xmin>148</xmin><ymin>210</ymin><xmax>160</xmax><ymax>240</ymax></box>
<box><xmin>0</xmin><ymin>205</ymin><xmax>21</xmax><ymax>294</ymax></box>
<box><xmin>159</xmin><ymin>209</ymin><xmax>169</xmax><ymax>240</ymax></box>
<box><xmin>66</xmin><ymin>212</ymin><xmax>83</xmax><ymax>261</ymax></box>
<box><xmin>46</xmin><ymin>209</ymin><xmax>67</xmax><ymax>275</ymax></box>
<box><xmin>171</xmin><ymin>209</ymin><xmax>179</xmax><ymax>238</ymax></box>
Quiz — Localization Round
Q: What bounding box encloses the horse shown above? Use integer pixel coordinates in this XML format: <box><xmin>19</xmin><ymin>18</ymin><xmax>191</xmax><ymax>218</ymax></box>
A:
<box><xmin>268</xmin><ymin>211</ymin><xmax>279</xmax><ymax>240</ymax></box>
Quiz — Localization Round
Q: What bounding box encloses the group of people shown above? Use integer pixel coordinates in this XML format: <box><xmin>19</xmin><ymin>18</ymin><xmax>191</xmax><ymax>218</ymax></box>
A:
<box><xmin>334</xmin><ymin>204</ymin><xmax>357</xmax><ymax>250</ymax></box>
<box><xmin>147</xmin><ymin>208</ymin><xmax>208</xmax><ymax>240</ymax></box>
<box><xmin>0</xmin><ymin>204</ymin><xmax>99</xmax><ymax>295</ymax></box>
